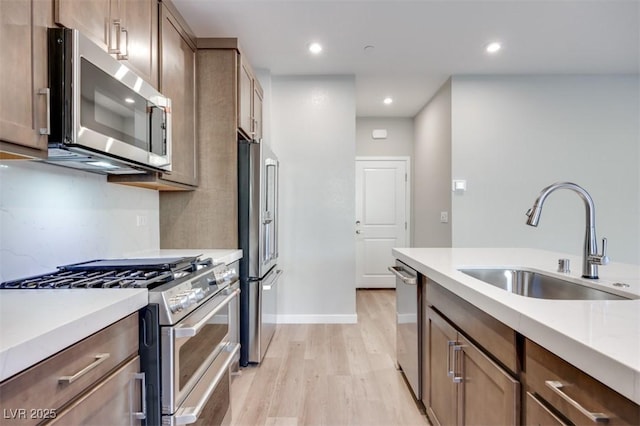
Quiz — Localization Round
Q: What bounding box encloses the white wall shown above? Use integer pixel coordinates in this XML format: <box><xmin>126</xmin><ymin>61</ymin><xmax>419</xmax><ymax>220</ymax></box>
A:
<box><xmin>356</xmin><ymin>117</ymin><xmax>413</xmax><ymax>157</ymax></box>
<box><xmin>451</xmin><ymin>75</ymin><xmax>640</xmax><ymax>264</ymax></box>
<box><xmin>413</xmin><ymin>79</ymin><xmax>453</xmax><ymax>248</ymax></box>
<box><xmin>270</xmin><ymin>75</ymin><xmax>357</xmax><ymax>322</ymax></box>
<box><xmin>0</xmin><ymin>161</ymin><xmax>159</xmax><ymax>281</ymax></box>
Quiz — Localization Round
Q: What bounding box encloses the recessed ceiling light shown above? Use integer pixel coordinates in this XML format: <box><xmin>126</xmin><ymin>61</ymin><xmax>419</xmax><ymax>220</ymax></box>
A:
<box><xmin>486</xmin><ymin>42</ymin><xmax>502</xmax><ymax>54</ymax></box>
<box><xmin>309</xmin><ymin>42</ymin><xmax>323</xmax><ymax>54</ymax></box>
<box><xmin>124</xmin><ymin>97</ymin><xmax>135</xmax><ymax>104</ymax></box>
<box><xmin>383</xmin><ymin>97</ymin><xmax>393</xmax><ymax>105</ymax></box>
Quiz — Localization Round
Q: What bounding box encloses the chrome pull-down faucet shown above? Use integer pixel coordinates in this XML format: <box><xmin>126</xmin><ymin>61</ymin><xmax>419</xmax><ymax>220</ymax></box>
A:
<box><xmin>525</xmin><ymin>182</ymin><xmax>609</xmax><ymax>279</ymax></box>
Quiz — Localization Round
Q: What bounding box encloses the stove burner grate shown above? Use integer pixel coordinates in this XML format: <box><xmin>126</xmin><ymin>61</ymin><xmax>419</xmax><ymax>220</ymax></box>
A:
<box><xmin>0</xmin><ymin>269</ymin><xmax>176</xmax><ymax>289</ymax></box>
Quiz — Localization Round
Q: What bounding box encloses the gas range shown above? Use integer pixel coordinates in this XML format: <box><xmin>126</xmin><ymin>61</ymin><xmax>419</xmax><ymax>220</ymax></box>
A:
<box><xmin>0</xmin><ymin>256</ymin><xmax>238</xmax><ymax>325</ymax></box>
<box><xmin>0</xmin><ymin>255</ymin><xmax>241</xmax><ymax>424</ymax></box>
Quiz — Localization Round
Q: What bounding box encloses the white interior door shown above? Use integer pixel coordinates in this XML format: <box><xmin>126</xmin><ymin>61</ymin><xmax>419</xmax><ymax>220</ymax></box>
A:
<box><xmin>355</xmin><ymin>159</ymin><xmax>409</xmax><ymax>288</ymax></box>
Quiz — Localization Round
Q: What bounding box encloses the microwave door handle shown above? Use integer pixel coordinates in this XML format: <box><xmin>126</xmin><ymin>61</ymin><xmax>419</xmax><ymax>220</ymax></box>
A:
<box><xmin>174</xmin><ymin>289</ymin><xmax>240</xmax><ymax>338</ymax></box>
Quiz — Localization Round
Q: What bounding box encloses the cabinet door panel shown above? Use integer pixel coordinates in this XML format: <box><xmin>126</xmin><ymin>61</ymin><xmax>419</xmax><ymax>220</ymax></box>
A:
<box><xmin>458</xmin><ymin>334</ymin><xmax>519</xmax><ymax>425</ymax></box>
<box><xmin>525</xmin><ymin>392</ymin><xmax>568</xmax><ymax>426</ymax></box>
<box><xmin>159</xmin><ymin>5</ymin><xmax>196</xmax><ymax>186</ymax></box>
<box><xmin>121</xmin><ymin>0</ymin><xmax>157</xmax><ymax>88</ymax></box>
<box><xmin>0</xmin><ymin>0</ymin><xmax>48</xmax><ymax>154</ymax></box>
<box><xmin>253</xmin><ymin>83</ymin><xmax>263</xmax><ymax>140</ymax></box>
<box><xmin>55</xmin><ymin>0</ymin><xmax>110</xmax><ymax>50</ymax></box>
<box><xmin>238</xmin><ymin>59</ymin><xmax>253</xmax><ymax>138</ymax></box>
<box><xmin>426</xmin><ymin>307</ymin><xmax>458</xmax><ymax>426</ymax></box>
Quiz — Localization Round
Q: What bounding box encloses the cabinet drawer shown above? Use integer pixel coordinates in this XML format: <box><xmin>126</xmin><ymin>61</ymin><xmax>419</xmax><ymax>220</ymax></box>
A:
<box><xmin>47</xmin><ymin>356</ymin><xmax>143</xmax><ymax>425</ymax></box>
<box><xmin>525</xmin><ymin>339</ymin><xmax>640</xmax><ymax>425</ymax></box>
<box><xmin>0</xmin><ymin>313</ymin><xmax>139</xmax><ymax>425</ymax></box>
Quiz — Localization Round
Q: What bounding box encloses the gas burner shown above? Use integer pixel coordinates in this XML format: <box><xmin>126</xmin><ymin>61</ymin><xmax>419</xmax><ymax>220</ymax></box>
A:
<box><xmin>0</xmin><ymin>256</ymin><xmax>214</xmax><ymax>290</ymax></box>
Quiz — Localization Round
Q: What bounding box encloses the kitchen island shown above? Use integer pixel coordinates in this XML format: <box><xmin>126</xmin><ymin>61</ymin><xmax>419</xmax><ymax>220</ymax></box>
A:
<box><xmin>393</xmin><ymin>247</ymin><xmax>640</xmax><ymax>406</ymax></box>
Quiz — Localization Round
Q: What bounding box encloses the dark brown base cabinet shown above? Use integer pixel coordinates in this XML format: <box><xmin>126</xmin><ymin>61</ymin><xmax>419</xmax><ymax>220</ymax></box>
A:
<box><xmin>426</xmin><ymin>306</ymin><xmax>519</xmax><ymax>426</ymax></box>
<box><xmin>524</xmin><ymin>340</ymin><xmax>640</xmax><ymax>425</ymax></box>
<box><xmin>417</xmin><ymin>272</ymin><xmax>640</xmax><ymax>426</ymax></box>
<box><xmin>0</xmin><ymin>314</ymin><xmax>143</xmax><ymax>426</ymax></box>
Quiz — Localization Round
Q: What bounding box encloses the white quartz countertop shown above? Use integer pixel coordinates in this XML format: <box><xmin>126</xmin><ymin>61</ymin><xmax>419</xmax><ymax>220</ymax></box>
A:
<box><xmin>125</xmin><ymin>248</ymin><xmax>242</xmax><ymax>266</ymax></box>
<box><xmin>0</xmin><ymin>289</ymin><xmax>147</xmax><ymax>382</ymax></box>
<box><xmin>392</xmin><ymin>247</ymin><xmax>640</xmax><ymax>405</ymax></box>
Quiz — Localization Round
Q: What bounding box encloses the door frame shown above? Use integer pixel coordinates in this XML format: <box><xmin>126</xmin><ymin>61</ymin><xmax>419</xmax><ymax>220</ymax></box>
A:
<box><xmin>355</xmin><ymin>156</ymin><xmax>412</xmax><ymax>284</ymax></box>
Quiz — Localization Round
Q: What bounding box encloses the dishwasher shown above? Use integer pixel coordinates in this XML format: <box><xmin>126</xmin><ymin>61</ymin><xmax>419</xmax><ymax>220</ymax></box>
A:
<box><xmin>389</xmin><ymin>260</ymin><xmax>421</xmax><ymax>400</ymax></box>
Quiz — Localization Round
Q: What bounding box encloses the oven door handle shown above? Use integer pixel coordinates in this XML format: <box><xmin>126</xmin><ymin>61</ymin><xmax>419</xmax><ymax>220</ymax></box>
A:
<box><xmin>174</xmin><ymin>288</ymin><xmax>240</xmax><ymax>339</ymax></box>
<box><xmin>174</xmin><ymin>343</ymin><xmax>240</xmax><ymax>425</ymax></box>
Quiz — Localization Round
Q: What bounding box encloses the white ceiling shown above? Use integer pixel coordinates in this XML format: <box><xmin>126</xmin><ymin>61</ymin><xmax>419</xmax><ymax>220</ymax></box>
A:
<box><xmin>172</xmin><ymin>0</ymin><xmax>640</xmax><ymax>118</ymax></box>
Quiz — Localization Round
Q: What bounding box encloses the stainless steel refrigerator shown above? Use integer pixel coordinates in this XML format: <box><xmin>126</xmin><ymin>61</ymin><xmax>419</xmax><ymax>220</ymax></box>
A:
<box><xmin>238</xmin><ymin>139</ymin><xmax>282</xmax><ymax>365</ymax></box>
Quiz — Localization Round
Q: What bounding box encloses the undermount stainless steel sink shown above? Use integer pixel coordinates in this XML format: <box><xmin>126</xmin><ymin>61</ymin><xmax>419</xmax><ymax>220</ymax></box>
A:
<box><xmin>458</xmin><ymin>268</ymin><xmax>634</xmax><ymax>300</ymax></box>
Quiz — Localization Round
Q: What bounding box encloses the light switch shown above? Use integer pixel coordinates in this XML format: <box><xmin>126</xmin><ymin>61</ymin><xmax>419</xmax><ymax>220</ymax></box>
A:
<box><xmin>452</xmin><ymin>179</ymin><xmax>467</xmax><ymax>192</ymax></box>
<box><xmin>440</xmin><ymin>211</ymin><xmax>449</xmax><ymax>223</ymax></box>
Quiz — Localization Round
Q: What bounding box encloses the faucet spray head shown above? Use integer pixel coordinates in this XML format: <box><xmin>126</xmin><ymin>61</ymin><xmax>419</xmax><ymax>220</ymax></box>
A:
<box><xmin>526</xmin><ymin>205</ymin><xmax>541</xmax><ymax>226</ymax></box>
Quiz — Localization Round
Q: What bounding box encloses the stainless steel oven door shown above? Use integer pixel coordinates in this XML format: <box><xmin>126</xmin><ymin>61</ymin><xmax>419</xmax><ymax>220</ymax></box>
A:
<box><xmin>164</xmin><ymin>343</ymin><xmax>240</xmax><ymax>426</ymax></box>
<box><xmin>161</xmin><ymin>286</ymin><xmax>240</xmax><ymax>414</ymax></box>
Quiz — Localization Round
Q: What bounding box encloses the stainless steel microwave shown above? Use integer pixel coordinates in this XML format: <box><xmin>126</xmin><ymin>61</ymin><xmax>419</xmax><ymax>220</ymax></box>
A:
<box><xmin>46</xmin><ymin>27</ymin><xmax>171</xmax><ymax>174</ymax></box>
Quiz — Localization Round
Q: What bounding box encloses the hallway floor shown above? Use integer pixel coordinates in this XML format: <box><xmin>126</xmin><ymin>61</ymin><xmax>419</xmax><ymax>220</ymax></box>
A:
<box><xmin>230</xmin><ymin>289</ymin><xmax>429</xmax><ymax>426</ymax></box>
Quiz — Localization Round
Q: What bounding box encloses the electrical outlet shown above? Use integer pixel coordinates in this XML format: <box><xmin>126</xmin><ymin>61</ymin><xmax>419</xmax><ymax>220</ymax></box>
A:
<box><xmin>440</xmin><ymin>211</ymin><xmax>449</xmax><ymax>223</ymax></box>
<box><xmin>136</xmin><ymin>215</ymin><xmax>147</xmax><ymax>227</ymax></box>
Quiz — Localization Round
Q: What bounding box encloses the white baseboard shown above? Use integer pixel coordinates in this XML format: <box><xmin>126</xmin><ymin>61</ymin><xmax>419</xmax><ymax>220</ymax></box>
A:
<box><xmin>276</xmin><ymin>314</ymin><xmax>358</xmax><ymax>324</ymax></box>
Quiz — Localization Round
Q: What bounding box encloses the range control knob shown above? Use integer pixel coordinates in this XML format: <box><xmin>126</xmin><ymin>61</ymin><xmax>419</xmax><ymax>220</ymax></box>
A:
<box><xmin>193</xmin><ymin>288</ymin><xmax>206</xmax><ymax>301</ymax></box>
<box><xmin>168</xmin><ymin>296</ymin><xmax>183</xmax><ymax>313</ymax></box>
<box><xmin>179</xmin><ymin>293</ymin><xmax>191</xmax><ymax>310</ymax></box>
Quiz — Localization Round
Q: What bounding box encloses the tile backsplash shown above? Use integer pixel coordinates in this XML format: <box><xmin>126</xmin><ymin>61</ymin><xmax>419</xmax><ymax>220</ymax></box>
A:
<box><xmin>0</xmin><ymin>160</ymin><xmax>159</xmax><ymax>281</ymax></box>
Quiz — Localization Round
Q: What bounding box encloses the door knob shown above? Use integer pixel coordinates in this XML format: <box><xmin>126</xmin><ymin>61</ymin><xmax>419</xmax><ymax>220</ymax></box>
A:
<box><xmin>356</xmin><ymin>230</ymin><xmax>361</xmax><ymax>234</ymax></box>
<box><xmin>355</xmin><ymin>220</ymin><xmax>361</xmax><ymax>225</ymax></box>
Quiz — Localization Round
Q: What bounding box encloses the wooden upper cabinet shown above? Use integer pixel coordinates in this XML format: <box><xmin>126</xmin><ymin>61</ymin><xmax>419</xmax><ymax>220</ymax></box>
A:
<box><xmin>55</xmin><ymin>0</ymin><xmax>110</xmax><ymax>50</ymax></box>
<box><xmin>238</xmin><ymin>58</ymin><xmax>253</xmax><ymax>139</ymax></box>
<box><xmin>0</xmin><ymin>0</ymin><xmax>52</xmax><ymax>159</ymax></box>
<box><xmin>158</xmin><ymin>3</ymin><xmax>197</xmax><ymax>187</ymax></box>
<box><xmin>55</xmin><ymin>0</ymin><xmax>158</xmax><ymax>88</ymax></box>
<box><xmin>108</xmin><ymin>1</ymin><xmax>197</xmax><ymax>190</ymax></box>
<box><xmin>119</xmin><ymin>0</ymin><xmax>158</xmax><ymax>88</ymax></box>
<box><xmin>237</xmin><ymin>54</ymin><xmax>263</xmax><ymax>141</ymax></box>
<box><xmin>253</xmin><ymin>79</ymin><xmax>264</xmax><ymax>140</ymax></box>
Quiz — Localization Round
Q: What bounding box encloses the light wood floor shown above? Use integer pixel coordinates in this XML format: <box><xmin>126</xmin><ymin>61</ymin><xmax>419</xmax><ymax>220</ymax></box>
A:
<box><xmin>230</xmin><ymin>289</ymin><xmax>430</xmax><ymax>426</ymax></box>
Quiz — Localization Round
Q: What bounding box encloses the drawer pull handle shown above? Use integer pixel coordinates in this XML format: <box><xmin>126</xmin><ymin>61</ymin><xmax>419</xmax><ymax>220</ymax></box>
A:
<box><xmin>58</xmin><ymin>353</ymin><xmax>110</xmax><ymax>385</ymax></box>
<box><xmin>545</xmin><ymin>380</ymin><xmax>609</xmax><ymax>423</ymax></box>
<box><xmin>132</xmin><ymin>372</ymin><xmax>146</xmax><ymax>420</ymax></box>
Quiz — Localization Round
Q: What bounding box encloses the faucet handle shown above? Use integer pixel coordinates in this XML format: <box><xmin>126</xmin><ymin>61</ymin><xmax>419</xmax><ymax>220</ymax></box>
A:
<box><xmin>590</xmin><ymin>238</ymin><xmax>610</xmax><ymax>266</ymax></box>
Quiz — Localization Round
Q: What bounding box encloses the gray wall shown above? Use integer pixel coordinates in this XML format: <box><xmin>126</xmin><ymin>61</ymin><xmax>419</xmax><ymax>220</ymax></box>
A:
<box><xmin>413</xmin><ymin>79</ymin><xmax>453</xmax><ymax>248</ymax></box>
<box><xmin>451</xmin><ymin>75</ymin><xmax>639</xmax><ymax>264</ymax></box>
<box><xmin>0</xmin><ymin>161</ymin><xmax>159</xmax><ymax>281</ymax></box>
<box><xmin>271</xmin><ymin>75</ymin><xmax>357</xmax><ymax>322</ymax></box>
<box><xmin>356</xmin><ymin>117</ymin><xmax>413</xmax><ymax>157</ymax></box>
